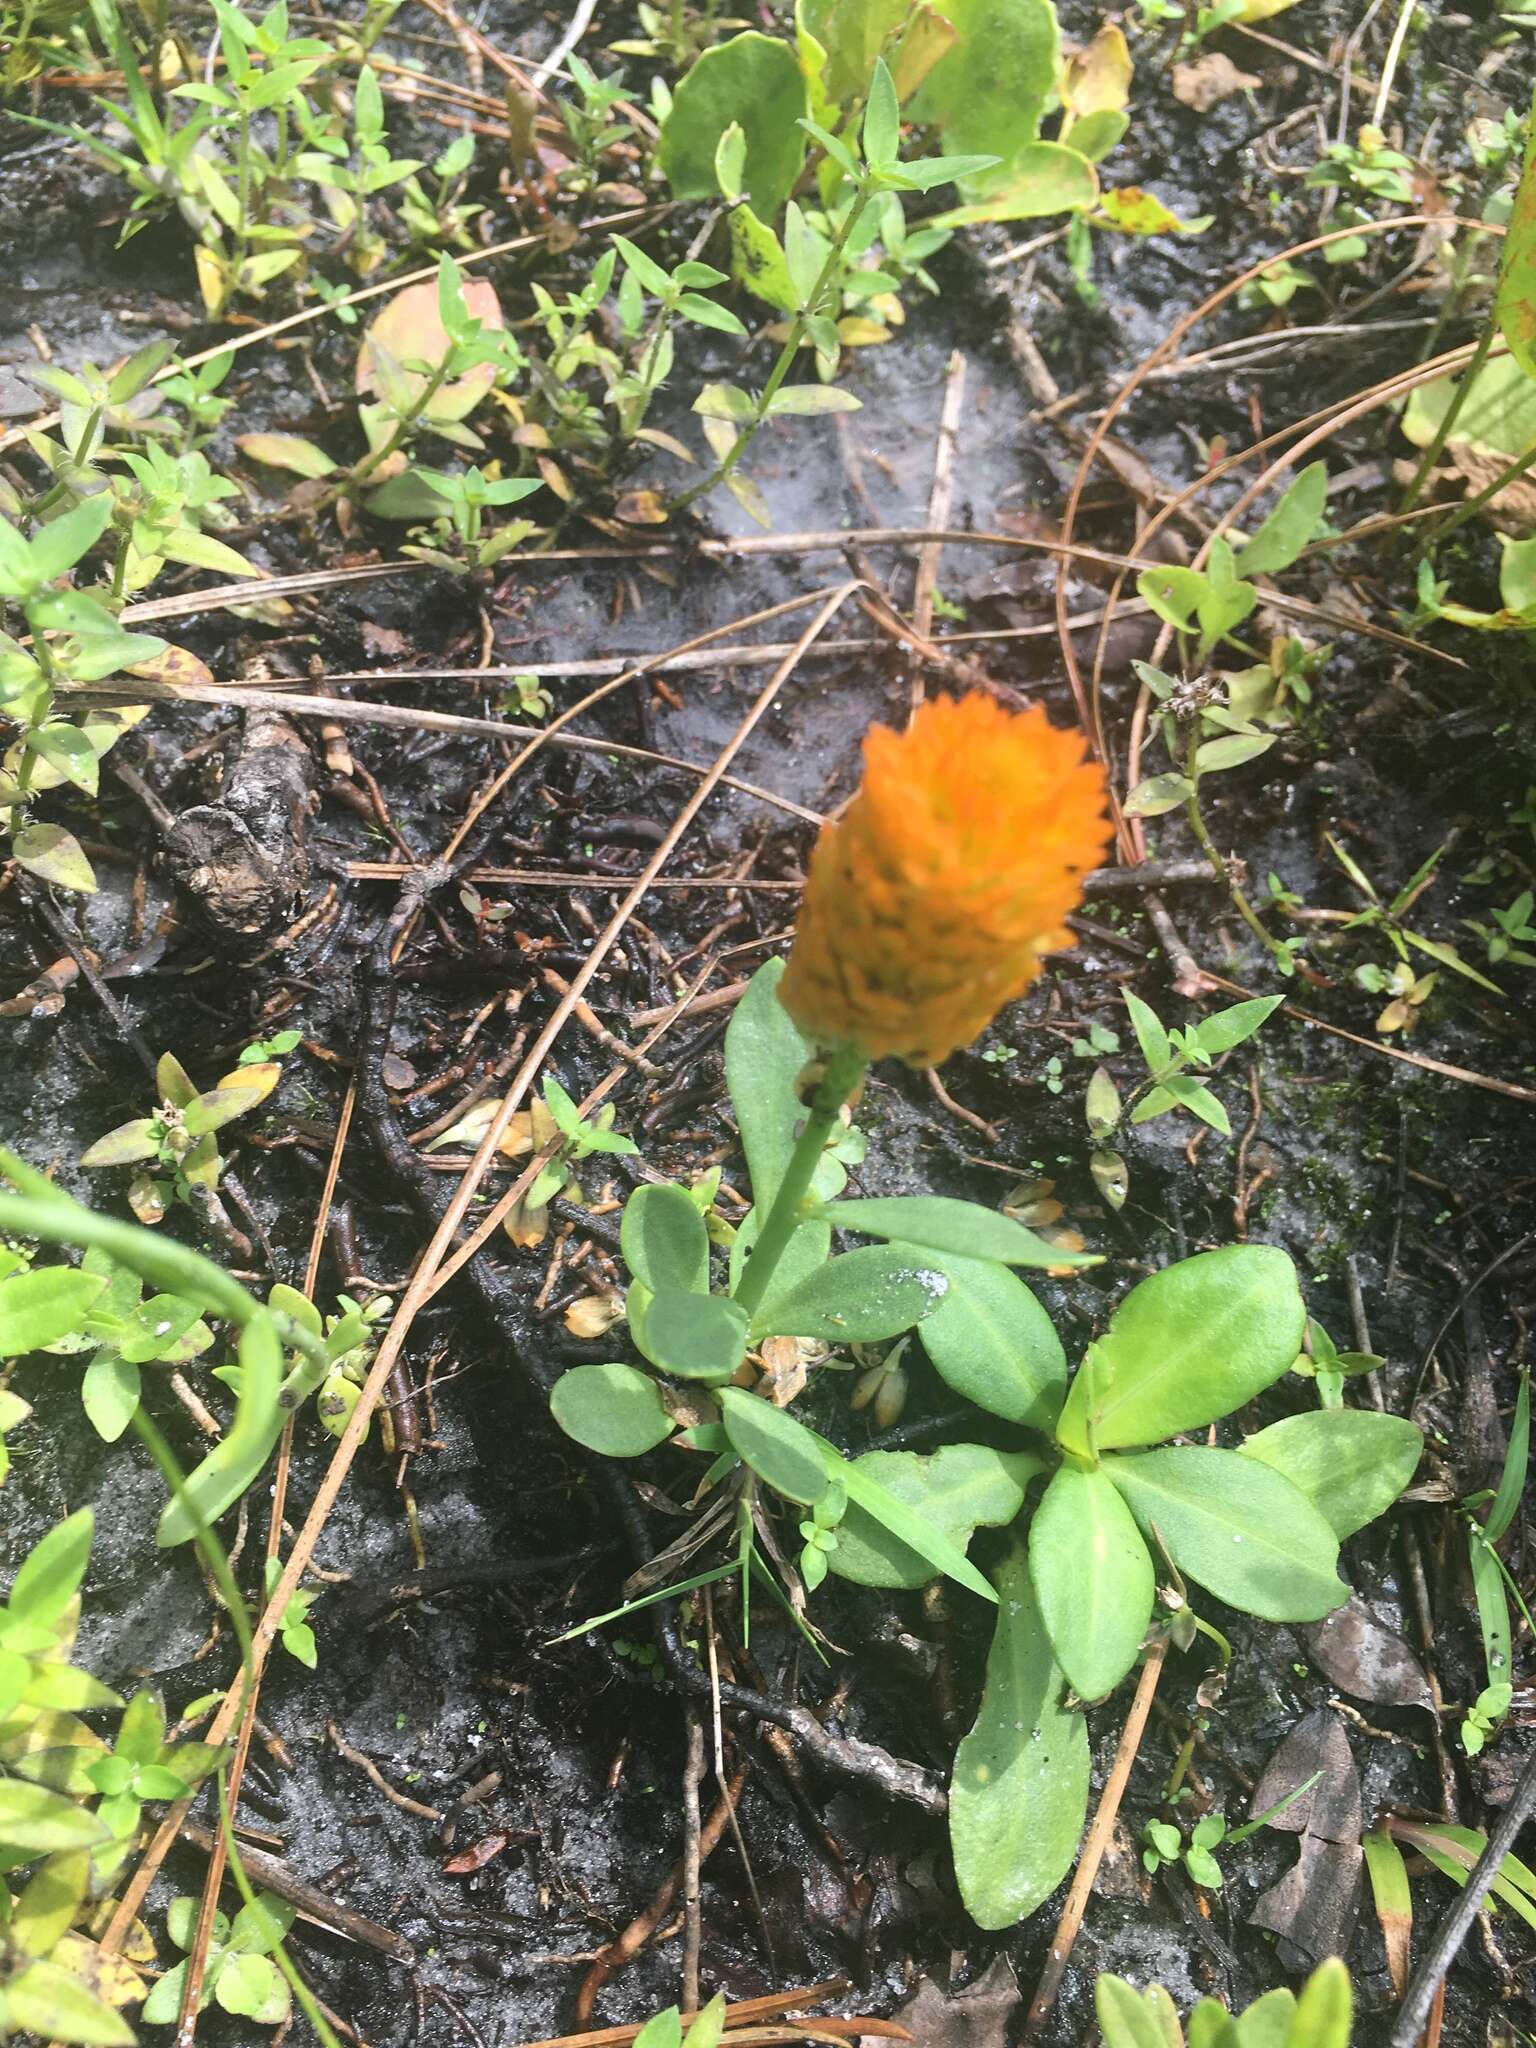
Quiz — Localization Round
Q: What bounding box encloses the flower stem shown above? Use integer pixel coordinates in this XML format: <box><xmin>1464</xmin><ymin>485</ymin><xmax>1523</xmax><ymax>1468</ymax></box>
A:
<box><xmin>1183</xmin><ymin>726</ymin><xmax>1290</xmax><ymax>969</ymax></box>
<box><xmin>733</xmin><ymin>1041</ymin><xmax>867</xmax><ymax>1321</ymax></box>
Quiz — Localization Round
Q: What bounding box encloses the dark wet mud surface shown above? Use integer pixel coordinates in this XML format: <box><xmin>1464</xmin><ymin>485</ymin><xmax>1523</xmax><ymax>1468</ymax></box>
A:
<box><xmin>3</xmin><ymin>2</ymin><xmax>1536</xmax><ymax>2043</ymax></box>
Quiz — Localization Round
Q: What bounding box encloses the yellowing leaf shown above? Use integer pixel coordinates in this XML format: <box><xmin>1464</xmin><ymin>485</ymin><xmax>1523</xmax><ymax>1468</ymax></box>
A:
<box><xmin>836</xmin><ymin>316</ymin><xmax>893</xmax><ymax>345</ymax></box>
<box><xmin>216</xmin><ymin>1061</ymin><xmax>281</xmax><ymax>1108</ymax></box>
<box><xmin>235</xmin><ymin>434</ymin><xmax>337</xmax><ymax>480</ymax></box>
<box><xmin>13</xmin><ymin>824</ymin><xmax>95</xmax><ymax>894</ymax></box>
<box><xmin>1402</xmin><ymin>353</ymin><xmax>1536</xmax><ymax>460</ymax></box>
<box><xmin>891</xmin><ymin>3</ymin><xmax>958</xmax><ymax>100</ymax></box>
<box><xmin>125</xmin><ymin>636</ymin><xmax>214</xmax><ymax>694</ymax></box>
<box><xmin>52</xmin><ymin>1932</ymin><xmax>148</xmax><ymax>2011</ymax></box>
<box><xmin>1098</xmin><ymin>186</ymin><xmax>1214</xmax><ymax>235</ymax></box>
<box><xmin>1232</xmin><ymin>0</ymin><xmax>1304</xmax><ymax>20</ymax></box>
<box><xmin>194</xmin><ymin>247</ymin><xmax>229</xmax><ymax>318</ymax></box>
<box><xmin>422</xmin><ymin>1097</ymin><xmax>556</xmax><ymax>1157</ymax></box>
<box><xmin>1063</xmin><ymin>25</ymin><xmax>1132</xmax><ymax>118</ymax></box>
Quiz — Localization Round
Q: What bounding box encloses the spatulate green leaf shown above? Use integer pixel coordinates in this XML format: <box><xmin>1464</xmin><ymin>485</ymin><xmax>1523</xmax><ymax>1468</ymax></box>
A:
<box><xmin>916</xmin><ymin>1250</ymin><xmax>1067</xmax><ymax>1429</ymax></box>
<box><xmin>1029</xmin><ymin>1464</ymin><xmax>1153</xmax><ymax>1699</ymax></box>
<box><xmin>950</xmin><ymin>1544</ymin><xmax>1088</xmax><ymax>1928</ymax></box>
<box><xmin>550</xmin><ymin>1364</ymin><xmax>675</xmax><ymax>1457</ymax></box>
<box><xmin>817</xmin><ymin>1194</ymin><xmax>1097</xmax><ymax>1268</ymax></box>
<box><xmin>1239</xmin><ymin>1410</ymin><xmax>1421</xmax><ymax>1539</ymax></box>
<box><xmin>752</xmin><ymin>1244</ymin><xmax>947</xmax><ymax>1344</ymax></box>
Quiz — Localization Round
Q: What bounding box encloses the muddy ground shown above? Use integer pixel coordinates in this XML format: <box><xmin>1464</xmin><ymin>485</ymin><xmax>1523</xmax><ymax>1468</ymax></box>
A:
<box><xmin>2</xmin><ymin>0</ymin><xmax>1536</xmax><ymax>2043</ymax></box>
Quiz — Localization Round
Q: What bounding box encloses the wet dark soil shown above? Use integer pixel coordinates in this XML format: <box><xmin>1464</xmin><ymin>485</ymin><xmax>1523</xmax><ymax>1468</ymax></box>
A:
<box><xmin>2</xmin><ymin>2</ymin><xmax>1536</xmax><ymax>2044</ymax></box>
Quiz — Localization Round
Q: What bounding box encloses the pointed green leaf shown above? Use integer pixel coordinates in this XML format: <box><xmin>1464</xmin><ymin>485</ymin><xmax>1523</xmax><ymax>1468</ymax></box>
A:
<box><xmin>0</xmin><ymin>1270</ymin><xmax>107</xmax><ymax>1357</ymax></box>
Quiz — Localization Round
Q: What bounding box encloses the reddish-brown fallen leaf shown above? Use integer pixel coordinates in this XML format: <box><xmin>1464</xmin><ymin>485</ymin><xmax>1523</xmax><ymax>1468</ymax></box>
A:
<box><xmin>442</xmin><ymin>1832</ymin><xmax>511</xmax><ymax>1874</ymax></box>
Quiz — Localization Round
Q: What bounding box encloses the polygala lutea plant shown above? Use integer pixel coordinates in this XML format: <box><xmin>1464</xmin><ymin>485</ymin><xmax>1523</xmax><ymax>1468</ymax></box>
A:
<box><xmin>549</xmin><ymin>694</ymin><xmax>1424</xmax><ymax>1926</ymax></box>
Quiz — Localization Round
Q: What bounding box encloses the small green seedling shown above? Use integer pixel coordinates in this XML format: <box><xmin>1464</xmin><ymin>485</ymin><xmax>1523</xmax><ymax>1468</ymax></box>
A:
<box><xmin>634</xmin><ymin>1993</ymin><xmax>727</xmax><ymax>2048</ymax></box>
<box><xmin>1464</xmin><ymin>890</ymin><xmax>1536</xmax><ymax>968</ymax></box>
<box><xmin>263</xmin><ymin>1557</ymin><xmax>320</xmax><ymax>1667</ymax></box>
<box><xmin>80</xmin><ymin>1051</ymin><xmax>284</xmax><ymax>1226</ymax></box>
<box><xmin>142</xmin><ymin>1894</ymin><xmax>296</xmax><ymax>2027</ymax></box>
<box><xmin>1082</xmin><ymin>988</ymin><xmax>1282</xmax><ymax>1209</ymax></box>
<box><xmin>1461</xmin><ymin>1370</ymin><xmax>1530</xmax><ymax>1755</ymax></box>
<box><xmin>1141</xmin><ymin>1770</ymin><xmax>1322</xmax><ymax>1890</ymax></box>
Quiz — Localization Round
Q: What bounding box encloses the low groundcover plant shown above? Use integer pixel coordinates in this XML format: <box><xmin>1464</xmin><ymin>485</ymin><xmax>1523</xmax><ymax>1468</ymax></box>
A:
<box><xmin>549</xmin><ymin>689</ymin><xmax>1424</xmax><ymax>1929</ymax></box>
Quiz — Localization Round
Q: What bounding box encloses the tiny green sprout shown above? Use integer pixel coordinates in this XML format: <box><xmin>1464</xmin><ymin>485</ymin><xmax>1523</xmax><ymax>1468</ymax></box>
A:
<box><xmin>541</xmin><ymin>1077</ymin><xmax>640</xmax><ymax>1162</ymax></box>
<box><xmin>1142</xmin><ymin>1770</ymin><xmax>1322</xmax><ymax>1890</ymax></box>
<box><xmin>239</xmin><ymin>1028</ymin><xmax>302</xmax><ymax>1063</ymax></box>
<box><xmin>1462</xmin><ymin>1681</ymin><xmax>1514</xmax><ymax>1757</ymax></box>
<box><xmin>502</xmin><ymin>671</ymin><xmax>552</xmax><ymax>722</ymax></box>
<box><xmin>1072</xmin><ymin>1021</ymin><xmax>1121</xmax><ymax>1059</ymax></box>
<box><xmin>1464</xmin><ymin>890</ymin><xmax>1536</xmax><ymax>969</ymax></box>
<box><xmin>263</xmin><ymin>1558</ymin><xmax>320</xmax><ymax>1668</ymax></box>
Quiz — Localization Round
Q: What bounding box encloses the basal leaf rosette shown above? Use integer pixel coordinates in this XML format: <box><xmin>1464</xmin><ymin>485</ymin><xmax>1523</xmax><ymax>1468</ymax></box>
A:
<box><xmin>778</xmin><ymin>694</ymin><xmax>1111</xmax><ymax>1067</ymax></box>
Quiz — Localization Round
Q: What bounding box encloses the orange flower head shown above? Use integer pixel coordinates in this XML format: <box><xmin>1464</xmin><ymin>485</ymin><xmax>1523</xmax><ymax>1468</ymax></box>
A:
<box><xmin>778</xmin><ymin>694</ymin><xmax>1111</xmax><ymax>1068</ymax></box>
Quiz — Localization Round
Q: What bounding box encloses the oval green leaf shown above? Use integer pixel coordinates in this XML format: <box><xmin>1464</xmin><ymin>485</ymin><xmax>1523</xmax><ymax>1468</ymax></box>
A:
<box><xmin>0</xmin><ymin>1269</ymin><xmax>108</xmax><ymax>1357</ymax></box>
<box><xmin>723</xmin><ymin>958</ymin><xmax>812</xmax><ymax>1207</ymax></box>
<box><xmin>1055</xmin><ymin>1244</ymin><xmax>1305</xmax><ymax>1454</ymax></box>
<box><xmin>621</xmin><ymin>1183</ymin><xmax>710</xmax><ymax>1296</ymax></box>
<box><xmin>916</xmin><ymin>1250</ymin><xmax>1066</xmax><ymax>1429</ymax></box>
<box><xmin>718</xmin><ymin>1385</ymin><xmax>829</xmax><ymax>1505</ymax></box>
<box><xmin>9</xmin><ymin>1508</ymin><xmax>94</xmax><ymax>1624</ymax></box>
<box><xmin>657</xmin><ymin>32</ymin><xmax>808</xmax><ymax>218</ymax></box>
<box><xmin>1105</xmin><ymin>1446</ymin><xmax>1348</xmax><ymax>1621</ymax></box>
<box><xmin>819</xmin><ymin>1194</ymin><xmax>1098</xmax><ymax>1269</ymax></box>
<box><xmin>643</xmin><ymin>1289</ymin><xmax>749</xmax><ymax>1383</ymax></box>
<box><xmin>1028</xmin><ymin>1463</ymin><xmax>1153</xmax><ymax>1700</ymax></box>
<box><xmin>1239</xmin><ymin>1409</ymin><xmax>1422</xmax><ymax>1539</ymax></box>
<box><xmin>550</xmin><ymin>1364</ymin><xmax>675</xmax><ymax>1457</ymax></box>
<box><xmin>0</xmin><ymin>1780</ymin><xmax>110</xmax><ymax>1853</ymax></box>
<box><xmin>753</xmin><ymin>1244</ymin><xmax>947</xmax><ymax>1344</ymax></box>
<box><xmin>828</xmin><ymin>1444</ymin><xmax>1042</xmax><ymax>1589</ymax></box>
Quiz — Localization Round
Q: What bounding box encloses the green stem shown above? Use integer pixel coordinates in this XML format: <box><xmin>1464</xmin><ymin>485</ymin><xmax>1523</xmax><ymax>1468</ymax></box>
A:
<box><xmin>234</xmin><ymin>96</ymin><xmax>253</xmax><ymax>295</ymax></box>
<box><xmin>733</xmin><ymin>1041</ymin><xmax>867</xmax><ymax>1321</ymax></box>
<box><xmin>1397</xmin><ymin>317</ymin><xmax>1496</xmax><ymax>518</ymax></box>
<box><xmin>1182</xmin><ymin>726</ymin><xmax>1290</xmax><ymax>968</ymax></box>
<box><xmin>667</xmin><ymin>183</ymin><xmax>875</xmax><ymax>519</ymax></box>
<box><xmin>130</xmin><ymin>1407</ymin><xmax>342</xmax><ymax>2048</ymax></box>
<box><xmin>319</xmin><ymin>354</ymin><xmax>455</xmax><ymax>512</ymax></box>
